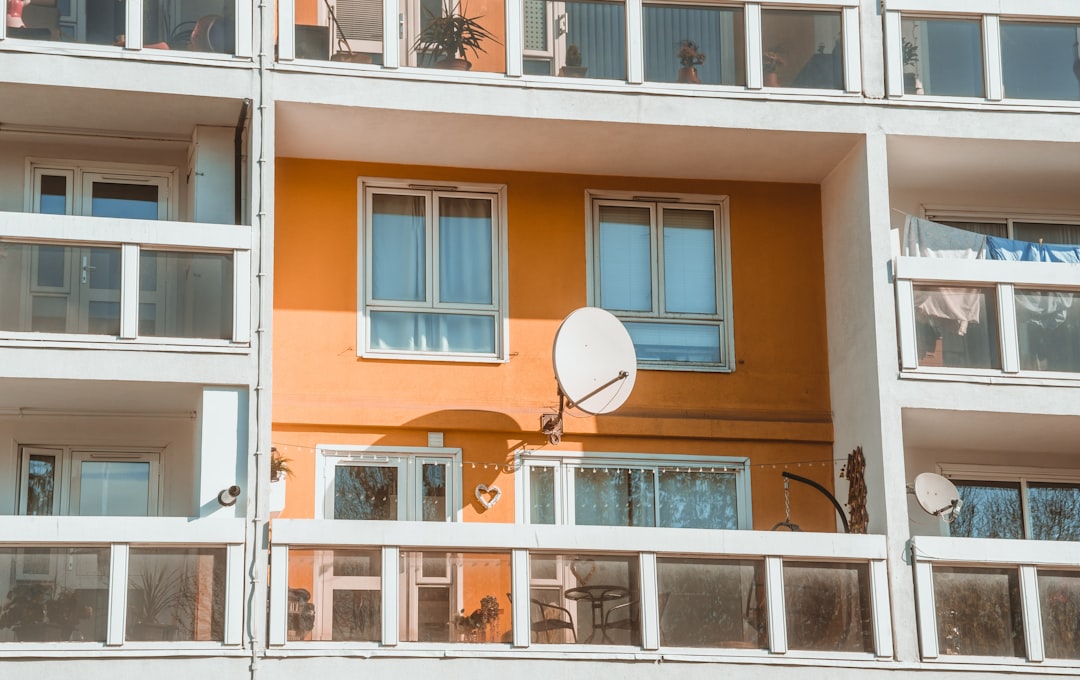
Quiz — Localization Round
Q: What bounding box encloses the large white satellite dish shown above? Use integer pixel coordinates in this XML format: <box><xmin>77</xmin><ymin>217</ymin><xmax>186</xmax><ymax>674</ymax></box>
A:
<box><xmin>540</xmin><ymin>308</ymin><xmax>637</xmax><ymax>444</ymax></box>
<box><xmin>913</xmin><ymin>472</ymin><xmax>963</xmax><ymax>523</ymax></box>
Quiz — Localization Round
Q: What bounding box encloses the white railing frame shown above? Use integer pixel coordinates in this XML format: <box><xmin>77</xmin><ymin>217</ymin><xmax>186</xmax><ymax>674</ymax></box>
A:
<box><xmin>0</xmin><ymin>516</ymin><xmax>246</xmax><ymax>650</ymax></box>
<box><xmin>269</xmin><ymin>520</ymin><xmax>891</xmax><ymax>658</ymax></box>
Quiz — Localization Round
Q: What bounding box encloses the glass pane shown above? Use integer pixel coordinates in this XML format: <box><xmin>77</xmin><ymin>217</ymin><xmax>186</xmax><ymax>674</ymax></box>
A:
<box><xmin>372</xmin><ymin>193</ymin><xmax>426</xmax><ymax>302</ymax></box>
<box><xmin>784</xmin><ymin>561</ymin><xmax>873</xmax><ymax>653</ymax></box>
<box><xmin>31</xmin><ymin>296</ymin><xmax>68</xmax><ymax>333</ymax></box>
<box><xmin>35</xmin><ymin>245</ymin><xmax>67</xmax><ymax>288</ymax></box>
<box><xmin>334</xmin><ymin>465</ymin><xmax>398</xmax><ymax>520</ymax></box>
<box><xmin>127</xmin><ymin>548</ymin><xmax>226</xmax><ymax>641</ymax></box>
<box><xmin>913</xmin><ymin>285</ymin><xmax>1000</xmax><ymax>369</ymax></box>
<box><xmin>663</xmin><ymin>209</ymin><xmax>716</xmax><ymax>314</ymax></box>
<box><xmin>760</xmin><ymin>9</ymin><xmax>843</xmax><ymax>90</ymax></box>
<box><xmin>421</xmin><ymin>463</ymin><xmax>446</xmax><ymax>521</ymax></box>
<box><xmin>656</xmin><ymin>558</ymin><xmax>766</xmax><ymax>649</ymax></box>
<box><xmin>933</xmin><ymin>566</ymin><xmax>1024</xmax><ymax>657</ymax></box>
<box><xmin>533</xmin><ymin>0</ymin><xmax>625</xmax><ymax>79</ymax></box>
<box><xmin>78</xmin><ymin>460</ymin><xmax>151</xmax><ymax>516</ymax></box>
<box><xmin>1013</xmin><ymin>222</ymin><xmax>1080</xmax><ymax>247</ymax></box>
<box><xmin>287</xmin><ymin>549</ymin><xmax>382</xmax><ymax>642</ymax></box>
<box><xmin>90</xmin><ymin>182</ymin><xmax>159</xmax><ymax>220</ymax></box>
<box><xmin>139</xmin><ymin>251</ymin><xmax>234</xmax><ymax>339</ymax></box>
<box><xmin>598</xmin><ymin>205</ymin><xmax>652</xmax><ymax>312</ymax></box>
<box><xmin>26</xmin><ymin>454</ymin><xmax>57</xmax><ymax>516</ymax></box>
<box><xmin>1015</xmin><ymin>290</ymin><xmax>1080</xmax><ymax>373</ymax></box>
<box><xmin>1028</xmin><ymin>483</ymin><xmax>1080</xmax><ymax>541</ymax></box>
<box><xmin>566</xmin><ymin>554</ymin><xmax>638</xmax><ymax>645</ymax></box>
<box><xmin>291</xmin><ymin>0</ymin><xmax>383</xmax><ymax>63</ymax></box>
<box><xmin>1001</xmin><ymin>22</ymin><xmax>1080</xmax><ymax>101</ymax></box>
<box><xmin>410</xmin><ymin>0</ymin><xmax>505</xmax><ymax>73</ymax></box>
<box><xmin>936</xmin><ymin>220</ymin><xmax>1008</xmax><ymax>239</ymax></box>
<box><xmin>438</xmin><ymin>197</ymin><xmax>493</xmax><ymax>305</ymax></box>
<box><xmin>6</xmin><ymin>0</ymin><xmax>123</xmax><ymax>45</ymax></box>
<box><xmin>624</xmin><ymin>321</ymin><xmax>722</xmax><ymax>364</ymax></box>
<box><xmin>38</xmin><ymin>175</ymin><xmax>67</xmax><ymax>214</ymax></box>
<box><xmin>369</xmin><ymin>311</ymin><xmax>496</xmax><ymax>354</ymax></box>
<box><xmin>87</xmin><ymin>301</ymin><xmax>120</xmax><ymax>335</ymax></box>
<box><xmin>403</xmin><ymin>552</ymin><xmax>512</xmax><ymax>643</ymax></box>
<box><xmin>529</xmin><ymin>466</ymin><xmax>556</xmax><ymax>524</ymax></box>
<box><xmin>574</xmin><ymin>466</ymin><xmax>655</xmax><ymax>527</ymax></box>
<box><xmin>143</xmin><ymin>0</ymin><xmax>236</xmax><ymax>54</ymax></box>
<box><xmin>0</xmin><ymin>547</ymin><xmax>110</xmax><ymax>643</ymax></box>
<box><xmin>901</xmin><ymin>17</ymin><xmax>984</xmax><ymax>97</ymax></box>
<box><xmin>642</xmin><ymin>5</ymin><xmax>745</xmax><ymax>86</ymax></box>
<box><xmin>949</xmin><ymin>480</ymin><xmax>1023</xmax><ymax>539</ymax></box>
<box><xmin>658</xmin><ymin>469</ymin><xmax>737</xmax><ymax>529</ymax></box>
<box><xmin>1039</xmin><ymin>570</ymin><xmax>1080</xmax><ymax>659</ymax></box>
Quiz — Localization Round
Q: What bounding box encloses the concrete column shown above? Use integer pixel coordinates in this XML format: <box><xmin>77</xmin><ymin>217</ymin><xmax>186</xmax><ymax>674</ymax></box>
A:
<box><xmin>195</xmin><ymin>386</ymin><xmax>249</xmax><ymax>518</ymax></box>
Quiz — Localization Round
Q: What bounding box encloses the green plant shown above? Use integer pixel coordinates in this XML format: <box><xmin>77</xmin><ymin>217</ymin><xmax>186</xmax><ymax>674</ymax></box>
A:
<box><xmin>129</xmin><ymin>565</ymin><xmax>180</xmax><ymax>626</ymax></box>
<box><xmin>565</xmin><ymin>44</ymin><xmax>582</xmax><ymax>67</ymax></box>
<box><xmin>0</xmin><ymin>584</ymin><xmax>91</xmax><ymax>632</ymax></box>
<box><xmin>902</xmin><ymin>37</ymin><xmax>919</xmax><ymax>67</ymax></box>
<box><xmin>413</xmin><ymin>1</ymin><xmax>499</xmax><ymax>65</ymax></box>
<box><xmin>677</xmin><ymin>39</ymin><xmax>705</xmax><ymax>69</ymax></box>
<box><xmin>270</xmin><ymin>447</ymin><xmax>293</xmax><ymax>481</ymax></box>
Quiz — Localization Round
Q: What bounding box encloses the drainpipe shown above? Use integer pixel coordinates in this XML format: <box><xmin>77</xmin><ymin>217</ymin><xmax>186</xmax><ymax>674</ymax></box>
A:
<box><xmin>235</xmin><ymin>99</ymin><xmax>251</xmax><ymax>226</ymax></box>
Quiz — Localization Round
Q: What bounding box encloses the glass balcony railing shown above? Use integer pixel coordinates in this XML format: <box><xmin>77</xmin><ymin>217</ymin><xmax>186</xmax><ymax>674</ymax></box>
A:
<box><xmin>0</xmin><ymin>212</ymin><xmax>251</xmax><ymax>345</ymax></box>
<box><xmin>0</xmin><ymin>517</ymin><xmax>244</xmax><ymax>646</ymax></box>
<box><xmin>278</xmin><ymin>0</ymin><xmax>859</xmax><ymax>93</ymax></box>
<box><xmin>268</xmin><ymin>520</ymin><xmax>892</xmax><ymax>657</ymax></box>
<box><xmin>1</xmin><ymin>0</ymin><xmax>246</xmax><ymax>55</ymax></box>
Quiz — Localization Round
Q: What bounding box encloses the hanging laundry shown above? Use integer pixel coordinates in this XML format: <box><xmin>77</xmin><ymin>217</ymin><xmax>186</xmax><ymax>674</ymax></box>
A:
<box><xmin>904</xmin><ymin>215</ymin><xmax>988</xmax><ymax>259</ymax></box>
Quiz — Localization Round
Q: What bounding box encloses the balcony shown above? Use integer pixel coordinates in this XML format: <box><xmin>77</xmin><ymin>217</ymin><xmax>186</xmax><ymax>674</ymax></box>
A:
<box><xmin>277</xmin><ymin>0</ymin><xmax>861</xmax><ymax>95</ymax></box>
<box><xmin>884</xmin><ymin>0</ymin><xmax>1080</xmax><ymax>104</ymax></box>
<box><xmin>0</xmin><ymin>0</ymin><xmax>252</xmax><ymax>58</ymax></box>
<box><xmin>268</xmin><ymin>520</ymin><xmax>891</xmax><ymax>659</ymax></box>
<box><xmin>0</xmin><ymin>211</ymin><xmax>251</xmax><ymax>350</ymax></box>
<box><xmin>0</xmin><ymin>516</ymin><xmax>245</xmax><ymax>649</ymax></box>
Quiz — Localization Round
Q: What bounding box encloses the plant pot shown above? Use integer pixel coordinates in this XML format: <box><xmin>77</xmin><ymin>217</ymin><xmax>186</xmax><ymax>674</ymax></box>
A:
<box><xmin>435</xmin><ymin>58</ymin><xmax>472</xmax><ymax>70</ymax></box>
<box><xmin>127</xmin><ymin>622</ymin><xmax>175</xmax><ymax>641</ymax></box>
<box><xmin>13</xmin><ymin>623</ymin><xmax>71</xmax><ymax>642</ymax></box>
<box><xmin>559</xmin><ymin>65</ymin><xmax>588</xmax><ymax>78</ymax></box>
<box><xmin>269</xmin><ymin>477</ymin><xmax>286</xmax><ymax>517</ymax></box>
<box><xmin>764</xmin><ymin>71</ymin><xmax>780</xmax><ymax>87</ymax></box>
<box><xmin>677</xmin><ymin>66</ymin><xmax>700</xmax><ymax>84</ymax></box>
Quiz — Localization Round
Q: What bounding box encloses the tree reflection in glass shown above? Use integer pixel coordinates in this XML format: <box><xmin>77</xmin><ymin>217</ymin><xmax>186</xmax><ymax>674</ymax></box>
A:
<box><xmin>334</xmin><ymin>466</ymin><xmax>399</xmax><ymax>520</ymax></box>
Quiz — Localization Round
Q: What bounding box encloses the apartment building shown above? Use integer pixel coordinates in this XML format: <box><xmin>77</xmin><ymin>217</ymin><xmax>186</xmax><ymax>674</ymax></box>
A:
<box><xmin>2</xmin><ymin>0</ymin><xmax>1080</xmax><ymax>677</ymax></box>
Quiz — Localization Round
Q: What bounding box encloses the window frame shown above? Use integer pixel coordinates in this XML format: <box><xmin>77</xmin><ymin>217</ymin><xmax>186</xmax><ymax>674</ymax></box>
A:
<box><xmin>924</xmin><ymin>207</ymin><xmax>1080</xmax><ymax>244</ymax></box>
<box><xmin>939</xmin><ymin>464</ymin><xmax>1080</xmax><ymax>541</ymax></box>
<box><xmin>517</xmin><ymin>451</ymin><xmax>752</xmax><ymax>529</ymax></box>
<box><xmin>17</xmin><ymin>445</ymin><xmax>163</xmax><ymax>517</ymax></box>
<box><xmin>26</xmin><ymin>159</ymin><xmax>179</xmax><ymax>220</ymax></box>
<box><xmin>586</xmin><ymin>189</ymin><xmax>734</xmax><ymax>372</ymax></box>
<box><xmin>357</xmin><ymin>178</ymin><xmax>509</xmax><ymax>363</ymax></box>
<box><xmin>315</xmin><ymin>445</ymin><xmax>463</xmax><ymax>521</ymax></box>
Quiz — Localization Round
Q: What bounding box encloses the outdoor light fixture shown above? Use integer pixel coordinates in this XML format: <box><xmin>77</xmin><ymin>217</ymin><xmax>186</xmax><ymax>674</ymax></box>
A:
<box><xmin>217</xmin><ymin>485</ymin><xmax>242</xmax><ymax>507</ymax></box>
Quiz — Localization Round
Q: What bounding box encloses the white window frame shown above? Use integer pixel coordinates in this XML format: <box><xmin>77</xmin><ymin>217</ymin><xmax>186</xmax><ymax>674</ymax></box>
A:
<box><xmin>586</xmin><ymin>189</ymin><xmax>734</xmax><ymax>372</ymax></box>
<box><xmin>516</xmin><ymin>451</ymin><xmax>752</xmax><ymax>529</ymax></box>
<box><xmin>26</xmin><ymin>159</ymin><xmax>179</xmax><ymax>220</ymax></box>
<box><xmin>17</xmin><ymin>445</ymin><xmax>163</xmax><ymax>517</ymax></box>
<box><xmin>357</xmin><ymin>178</ymin><xmax>509</xmax><ymax>363</ymax></box>
<box><xmin>939</xmin><ymin>463</ymin><xmax>1080</xmax><ymax>540</ymax></box>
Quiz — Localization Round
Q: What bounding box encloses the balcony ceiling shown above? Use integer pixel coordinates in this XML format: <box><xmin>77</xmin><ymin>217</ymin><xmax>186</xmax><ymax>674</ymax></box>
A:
<box><xmin>0</xmin><ymin>378</ymin><xmax>201</xmax><ymax>415</ymax></box>
<box><xmin>903</xmin><ymin>408</ymin><xmax>1080</xmax><ymax>456</ymax></box>
<box><xmin>276</xmin><ymin>101</ymin><xmax>860</xmax><ymax>183</ymax></box>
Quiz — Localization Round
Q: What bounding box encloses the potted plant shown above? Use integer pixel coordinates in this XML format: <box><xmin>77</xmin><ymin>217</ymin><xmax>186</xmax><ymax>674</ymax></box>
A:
<box><xmin>127</xmin><ymin>565</ymin><xmax>180</xmax><ymax>641</ymax></box>
<box><xmin>677</xmin><ymin>39</ymin><xmax>705</xmax><ymax>84</ymax></box>
<box><xmin>559</xmin><ymin>44</ymin><xmax>588</xmax><ymax>77</ymax></box>
<box><xmin>762</xmin><ymin>50</ymin><xmax>785</xmax><ymax>87</ymax></box>
<box><xmin>0</xmin><ymin>584</ymin><xmax>92</xmax><ymax>641</ymax></box>
<box><xmin>452</xmin><ymin>594</ymin><xmax>501</xmax><ymax>642</ymax></box>
<box><xmin>413</xmin><ymin>1</ymin><xmax>499</xmax><ymax>71</ymax></box>
<box><xmin>269</xmin><ymin>447</ymin><xmax>292</xmax><ymax>516</ymax></box>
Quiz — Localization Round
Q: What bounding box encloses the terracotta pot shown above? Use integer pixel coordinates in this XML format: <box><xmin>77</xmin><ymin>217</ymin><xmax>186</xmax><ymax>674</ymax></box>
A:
<box><xmin>764</xmin><ymin>71</ymin><xmax>780</xmax><ymax>87</ymax></box>
<box><xmin>559</xmin><ymin>65</ymin><xmax>588</xmax><ymax>78</ymax></box>
<box><xmin>677</xmin><ymin>66</ymin><xmax>700</xmax><ymax>84</ymax></box>
<box><xmin>436</xmin><ymin>58</ymin><xmax>472</xmax><ymax>70</ymax></box>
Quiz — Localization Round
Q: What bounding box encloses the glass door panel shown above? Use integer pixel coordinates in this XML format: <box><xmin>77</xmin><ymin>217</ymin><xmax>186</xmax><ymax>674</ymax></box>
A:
<box><xmin>70</xmin><ymin>454</ymin><xmax>159</xmax><ymax>516</ymax></box>
<box><xmin>333</xmin><ymin>463</ymin><xmax>405</xmax><ymax>520</ymax></box>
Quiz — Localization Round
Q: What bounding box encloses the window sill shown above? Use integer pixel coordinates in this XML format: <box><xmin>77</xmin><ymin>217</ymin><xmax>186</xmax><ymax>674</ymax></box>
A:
<box><xmin>0</xmin><ymin>335</ymin><xmax>250</xmax><ymax>354</ymax></box>
<box><xmin>359</xmin><ymin>350</ymin><xmax>507</xmax><ymax>364</ymax></box>
<box><xmin>898</xmin><ymin>369</ymin><xmax>1080</xmax><ymax>388</ymax></box>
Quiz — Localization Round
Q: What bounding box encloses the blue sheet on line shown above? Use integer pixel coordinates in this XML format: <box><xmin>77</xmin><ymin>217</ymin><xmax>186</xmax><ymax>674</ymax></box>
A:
<box><xmin>987</xmin><ymin>236</ymin><xmax>1080</xmax><ymax>263</ymax></box>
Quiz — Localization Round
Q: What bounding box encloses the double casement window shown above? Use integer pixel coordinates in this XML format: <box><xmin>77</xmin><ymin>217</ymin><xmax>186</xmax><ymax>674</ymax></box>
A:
<box><xmin>520</xmin><ymin>453</ymin><xmax>751</xmax><ymax>529</ymax></box>
<box><xmin>359</xmin><ymin>180</ymin><xmax>507</xmax><ymax>361</ymax></box>
<box><xmin>589</xmin><ymin>192</ymin><xmax>733</xmax><ymax>371</ymax></box>
<box><xmin>926</xmin><ymin>212</ymin><xmax>1080</xmax><ymax>248</ymax></box>
<box><xmin>318</xmin><ymin>447</ymin><xmax>461</xmax><ymax>521</ymax></box>
<box><xmin>941</xmin><ymin>466</ymin><xmax>1080</xmax><ymax>541</ymax></box>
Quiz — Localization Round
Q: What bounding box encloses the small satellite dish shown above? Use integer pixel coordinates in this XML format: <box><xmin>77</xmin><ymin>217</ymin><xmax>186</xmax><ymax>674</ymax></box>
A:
<box><xmin>913</xmin><ymin>472</ymin><xmax>963</xmax><ymax>523</ymax></box>
<box><xmin>540</xmin><ymin>308</ymin><xmax>637</xmax><ymax>444</ymax></box>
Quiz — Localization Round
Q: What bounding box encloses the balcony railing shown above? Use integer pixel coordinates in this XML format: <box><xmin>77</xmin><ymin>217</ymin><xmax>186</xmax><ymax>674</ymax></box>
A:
<box><xmin>0</xmin><ymin>0</ymin><xmax>252</xmax><ymax>57</ymax></box>
<box><xmin>912</xmin><ymin>535</ymin><xmax>1080</xmax><ymax>663</ymax></box>
<box><xmin>895</xmin><ymin>256</ymin><xmax>1080</xmax><ymax>377</ymax></box>
<box><xmin>884</xmin><ymin>0</ymin><xmax>1080</xmax><ymax>103</ymax></box>
<box><xmin>0</xmin><ymin>212</ymin><xmax>251</xmax><ymax>347</ymax></box>
<box><xmin>268</xmin><ymin>520</ymin><xmax>892</xmax><ymax>658</ymax></box>
<box><xmin>277</xmin><ymin>0</ymin><xmax>861</xmax><ymax>94</ymax></box>
<box><xmin>0</xmin><ymin>517</ymin><xmax>245</xmax><ymax>648</ymax></box>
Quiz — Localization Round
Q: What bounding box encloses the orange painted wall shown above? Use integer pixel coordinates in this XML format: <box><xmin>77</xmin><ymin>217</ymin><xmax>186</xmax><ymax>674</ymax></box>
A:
<box><xmin>273</xmin><ymin>159</ymin><xmax>836</xmax><ymax>533</ymax></box>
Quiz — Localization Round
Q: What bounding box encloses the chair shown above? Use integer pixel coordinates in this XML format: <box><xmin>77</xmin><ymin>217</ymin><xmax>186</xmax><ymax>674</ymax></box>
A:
<box><xmin>506</xmin><ymin>592</ymin><xmax>577</xmax><ymax>643</ymax></box>
<box><xmin>601</xmin><ymin>596</ymin><xmax>640</xmax><ymax>644</ymax></box>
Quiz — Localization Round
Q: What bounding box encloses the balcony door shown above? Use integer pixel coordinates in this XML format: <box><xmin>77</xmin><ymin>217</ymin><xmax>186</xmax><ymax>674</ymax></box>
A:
<box><xmin>19</xmin><ymin>447</ymin><xmax>162</xmax><ymax>517</ymax></box>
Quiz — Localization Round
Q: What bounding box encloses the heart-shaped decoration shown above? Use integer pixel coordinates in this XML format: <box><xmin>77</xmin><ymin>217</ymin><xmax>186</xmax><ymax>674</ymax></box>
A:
<box><xmin>475</xmin><ymin>483</ymin><xmax>502</xmax><ymax>510</ymax></box>
<box><xmin>570</xmin><ymin>558</ymin><xmax>596</xmax><ymax>585</ymax></box>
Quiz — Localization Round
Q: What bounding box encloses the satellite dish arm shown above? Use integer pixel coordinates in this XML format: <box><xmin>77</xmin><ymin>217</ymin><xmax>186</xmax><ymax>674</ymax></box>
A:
<box><xmin>781</xmin><ymin>471</ymin><xmax>850</xmax><ymax>534</ymax></box>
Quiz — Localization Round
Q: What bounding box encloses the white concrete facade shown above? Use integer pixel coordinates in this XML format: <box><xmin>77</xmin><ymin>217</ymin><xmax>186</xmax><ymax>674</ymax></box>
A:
<box><xmin>2</xmin><ymin>0</ymin><xmax>1080</xmax><ymax>677</ymax></box>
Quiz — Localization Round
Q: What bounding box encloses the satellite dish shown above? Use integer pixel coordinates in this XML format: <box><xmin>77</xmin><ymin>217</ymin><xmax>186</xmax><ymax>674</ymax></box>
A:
<box><xmin>913</xmin><ymin>473</ymin><xmax>963</xmax><ymax>523</ymax></box>
<box><xmin>540</xmin><ymin>308</ymin><xmax>637</xmax><ymax>444</ymax></box>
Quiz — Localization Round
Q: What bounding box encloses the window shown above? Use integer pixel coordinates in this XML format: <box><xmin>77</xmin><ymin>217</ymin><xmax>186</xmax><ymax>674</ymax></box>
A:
<box><xmin>18</xmin><ymin>447</ymin><xmax>161</xmax><ymax>517</ymax></box>
<box><xmin>761</xmin><ymin>8</ymin><xmax>844</xmax><ymax>90</ymax></box>
<box><xmin>926</xmin><ymin>212</ymin><xmax>1080</xmax><ymax>247</ymax></box>
<box><xmin>941</xmin><ymin>467</ymin><xmax>1080</xmax><ymax>541</ymax></box>
<box><xmin>30</xmin><ymin>161</ymin><xmax>175</xmax><ymax>220</ymax></box>
<box><xmin>520</xmin><ymin>453</ymin><xmax>750</xmax><ymax>529</ymax></box>
<box><xmin>1001</xmin><ymin>20</ymin><xmax>1080</xmax><ymax>102</ymax></box>
<box><xmin>589</xmin><ymin>192</ymin><xmax>732</xmax><ymax>370</ymax></box>
<box><xmin>900</xmin><ymin>17</ymin><xmax>984</xmax><ymax>97</ymax></box>
<box><xmin>643</xmin><ymin>4</ymin><xmax>745</xmax><ymax>86</ymax></box>
<box><xmin>317</xmin><ymin>446</ymin><xmax>461</xmax><ymax>521</ymax></box>
<box><xmin>359</xmin><ymin>180</ymin><xmax>506</xmax><ymax>360</ymax></box>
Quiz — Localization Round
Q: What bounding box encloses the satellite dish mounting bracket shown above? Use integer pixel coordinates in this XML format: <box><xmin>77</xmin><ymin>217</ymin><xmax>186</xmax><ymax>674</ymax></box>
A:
<box><xmin>540</xmin><ymin>391</ymin><xmax>567</xmax><ymax>446</ymax></box>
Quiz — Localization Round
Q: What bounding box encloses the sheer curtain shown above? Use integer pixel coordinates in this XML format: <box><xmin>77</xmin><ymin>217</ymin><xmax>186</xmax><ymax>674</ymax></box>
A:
<box><xmin>598</xmin><ymin>205</ymin><xmax>652</xmax><ymax>311</ymax></box>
